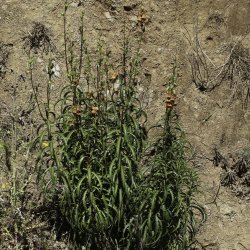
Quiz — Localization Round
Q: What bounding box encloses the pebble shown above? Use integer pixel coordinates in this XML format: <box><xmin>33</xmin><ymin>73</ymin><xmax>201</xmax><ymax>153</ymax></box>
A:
<box><xmin>104</xmin><ymin>12</ymin><xmax>113</xmax><ymax>22</ymax></box>
<box><xmin>70</xmin><ymin>2</ymin><xmax>78</xmax><ymax>8</ymax></box>
<box><xmin>157</xmin><ymin>47</ymin><xmax>163</xmax><ymax>53</ymax></box>
<box><xmin>37</xmin><ymin>58</ymin><xmax>43</xmax><ymax>63</ymax></box>
<box><xmin>219</xmin><ymin>203</ymin><xmax>235</xmax><ymax>216</ymax></box>
<box><xmin>129</xmin><ymin>16</ymin><xmax>137</xmax><ymax>22</ymax></box>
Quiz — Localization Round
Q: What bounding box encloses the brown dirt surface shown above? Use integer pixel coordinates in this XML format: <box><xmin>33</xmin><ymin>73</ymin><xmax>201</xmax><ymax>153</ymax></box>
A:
<box><xmin>0</xmin><ymin>0</ymin><xmax>249</xmax><ymax>249</ymax></box>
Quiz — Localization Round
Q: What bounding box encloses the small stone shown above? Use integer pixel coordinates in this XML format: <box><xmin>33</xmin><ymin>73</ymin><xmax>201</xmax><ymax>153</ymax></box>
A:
<box><xmin>37</xmin><ymin>58</ymin><xmax>43</xmax><ymax>63</ymax></box>
<box><xmin>219</xmin><ymin>203</ymin><xmax>235</xmax><ymax>216</ymax></box>
<box><xmin>138</xmin><ymin>86</ymin><xmax>144</xmax><ymax>92</ymax></box>
<box><xmin>129</xmin><ymin>15</ymin><xmax>137</xmax><ymax>22</ymax></box>
<box><xmin>70</xmin><ymin>2</ymin><xmax>78</xmax><ymax>8</ymax></box>
<box><xmin>104</xmin><ymin>12</ymin><xmax>113</xmax><ymax>21</ymax></box>
<box><xmin>157</xmin><ymin>47</ymin><xmax>162</xmax><ymax>53</ymax></box>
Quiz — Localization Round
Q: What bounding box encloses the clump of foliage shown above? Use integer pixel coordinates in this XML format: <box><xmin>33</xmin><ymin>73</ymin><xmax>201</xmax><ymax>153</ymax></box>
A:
<box><xmin>33</xmin><ymin>3</ymin><xmax>205</xmax><ymax>249</ymax></box>
<box><xmin>130</xmin><ymin>65</ymin><xmax>205</xmax><ymax>249</ymax></box>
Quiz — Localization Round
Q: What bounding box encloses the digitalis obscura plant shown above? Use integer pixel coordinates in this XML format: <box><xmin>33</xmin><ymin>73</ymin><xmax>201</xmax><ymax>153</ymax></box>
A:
<box><xmin>33</xmin><ymin>2</ymin><xmax>205</xmax><ymax>249</ymax></box>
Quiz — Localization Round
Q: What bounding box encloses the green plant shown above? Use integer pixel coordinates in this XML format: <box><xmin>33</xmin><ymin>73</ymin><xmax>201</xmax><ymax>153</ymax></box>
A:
<box><xmin>122</xmin><ymin>62</ymin><xmax>205</xmax><ymax>249</ymax></box>
<box><xmin>33</xmin><ymin>3</ymin><xmax>205</xmax><ymax>249</ymax></box>
<box><xmin>35</xmin><ymin>5</ymin><xmax>146</xmax><ymax>248</ymax></box>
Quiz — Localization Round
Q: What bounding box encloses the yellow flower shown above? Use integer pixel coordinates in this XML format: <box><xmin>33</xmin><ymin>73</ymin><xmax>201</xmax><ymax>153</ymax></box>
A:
<box><xmin>91</xmin><ymin>106</ymin><xmax>99</xmax><ymax>115</ymax></box>
<box><xmin>109</xmin><ymin>70</ymin><xmax>118</xmax><ymax>82</ymax></box>
<box><xmin>1</xmin><ymin>182</ymin><xmax>10</xmax><ymax>190</ymax></box>
<box><xmin>72</xmin><ymin>105</ymin><xmax>82</xmax><ymax>115</ymax></box>
<box><xmin>42</xmin><ymin>141</ymin><xmax>49</xmax><ymax>148</ymax></box>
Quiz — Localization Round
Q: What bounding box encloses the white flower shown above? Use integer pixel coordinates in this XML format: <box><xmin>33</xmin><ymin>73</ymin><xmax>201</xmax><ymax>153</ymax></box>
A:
<box><xmin>47</xmin><ymin>60</ymin><xmax>60</xmax><ymax>78</ymax></box>
<box><xmin>52</xmin><ymin>63</ymin><xmax>60</xmax><ymax>77</ymax></box>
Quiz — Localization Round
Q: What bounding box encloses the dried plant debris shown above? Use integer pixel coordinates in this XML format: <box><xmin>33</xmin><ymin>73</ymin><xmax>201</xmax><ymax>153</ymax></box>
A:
<box><xmin>213</xmin><ymin>147</ymin><xmax>228</xmax><ymax>169</ymax></box>
<box><xmin>0</xmin><ymin>42</ymin><xmax>11</xmax><ymax>79</ymax></box>
<box><xmin>213</xmin><ymin>148</ymin><xmax>250</xmax><ymax>199</ymax></box>
<box><xmin>221</xmin><ymin>169</ymin><xmax>237</xmax><ymax>186</ymax></box>
<box><xmin>188</xmin><ymin>34</ymin><xmax>250</xmax><ymax>107</ymax></box>
<box><xmin>187</xmin><ymin>32</ymin><xmax>222</xmax><ymax>92</ymax></box>
<box><xmin>22</xmin><ymin>22</ymin><xmax>55</xmax><ymax>53</ymax></box>
<box><xmin>206</xmin><ymin>13</ymin><xmax>224</xmax><ymax>28</ymax></box>
<box><xmin>223</xmin><ymin>42</ymin><xmax>250</xmax><ymax>108</ymax></box>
